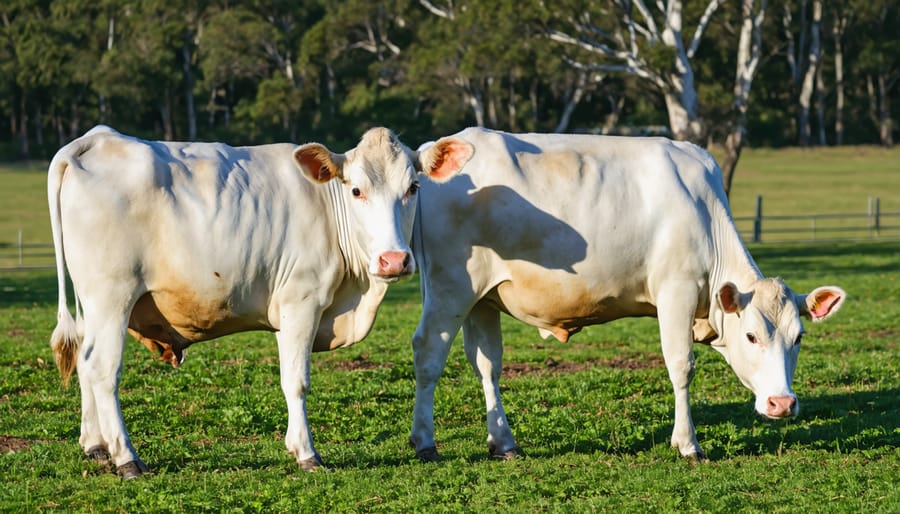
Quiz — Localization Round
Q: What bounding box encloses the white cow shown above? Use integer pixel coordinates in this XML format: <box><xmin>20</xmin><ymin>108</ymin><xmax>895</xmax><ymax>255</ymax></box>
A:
<box><xmin>48</xmin><ymin>125</ymin><xmax>462</xmax><ymax>477</ymax></box>
<box><xmin>409</xmin><ymin>128</ymin><xmax>846</xmax><ymax>461</ymax></box>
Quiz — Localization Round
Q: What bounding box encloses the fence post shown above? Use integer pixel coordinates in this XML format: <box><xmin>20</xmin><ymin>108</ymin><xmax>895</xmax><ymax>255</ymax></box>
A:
<box><xmin>875</xmin><ymin>197</ymin><xmax>881</xmax><ymax>237</ymax></box>
<box><xmin>18</xmin><ymin>230</ymin><xmax>23</xmax><ymax>266</ymax></box>
<box><xmin>868</xmin><ymin>197</ymin><xmax>874</xmax><ymax>236</ymax></box>
<box><xmin>753</xmin><ymin>195</ymin><xmax>762</xmax><ymax>243</ymax></box>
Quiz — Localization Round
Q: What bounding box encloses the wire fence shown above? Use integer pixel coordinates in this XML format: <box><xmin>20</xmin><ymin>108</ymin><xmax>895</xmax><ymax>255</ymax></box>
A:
<box><xmin>1</xmin><ymin>196</ymin><xmax>897</xmax><ymax>272</ymax></box>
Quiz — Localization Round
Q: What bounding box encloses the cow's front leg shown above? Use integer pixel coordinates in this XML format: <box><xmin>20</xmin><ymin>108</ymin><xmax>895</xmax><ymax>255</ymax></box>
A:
<box><xmin>409</xmin><ymin>309</ymin><xmax>463</xmax><ymax>462</ymax></box>
<box><xmin>463</xmin><ymin>302</ymin><xmax>520</xmax><ymax>459</ymax></box>
<box><xmin>275</xmin><ymin>313</ymin><xmax>323</xmax><ymax>471</ymax></box>
<box><xmin>656</xmin><ymin>282</ymin><xmax>705</xmax><ymax>460</ymax></box>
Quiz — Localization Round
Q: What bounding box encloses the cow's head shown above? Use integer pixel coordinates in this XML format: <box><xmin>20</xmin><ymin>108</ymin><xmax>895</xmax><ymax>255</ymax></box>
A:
<box><xmin>710</xmin><ymin>278</ymin><xmax>845</xmax><ymax>419</ymax></box>
<box><xmin>293</xmin><ymin>129</ymin><xmax>472</xmax><ymax>281</ymax></box>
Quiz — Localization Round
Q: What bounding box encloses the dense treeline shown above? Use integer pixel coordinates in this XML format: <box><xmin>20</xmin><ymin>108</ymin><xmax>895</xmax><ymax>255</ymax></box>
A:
<box><xmin>1</xmin><ymin>0</ymin><xmax>897</xmax><ymax>168</ymax></box>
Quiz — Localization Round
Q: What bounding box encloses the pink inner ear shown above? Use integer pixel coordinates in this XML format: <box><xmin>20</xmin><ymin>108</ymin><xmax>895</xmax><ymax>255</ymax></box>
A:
<box><xmin>810</xmin><ymin>291</ymin><xmax>841</xmax><ymax>319</ymax></box>
<box><xmin>428</xmin><ymin>140</ymin><xmax>471</xmax><ymax>181</ymax></box>
<box><xmin>718</xmin><ymin>283</ymin><xmax>741</xmax><ymax>314</ymax></box>
<box><xmin>296</xmin><ymin>147</ymin><xmax>333</xmax><ymax>182</ymax></box>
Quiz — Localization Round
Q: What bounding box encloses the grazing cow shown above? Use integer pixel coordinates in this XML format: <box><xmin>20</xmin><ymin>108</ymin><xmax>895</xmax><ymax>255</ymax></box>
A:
<box><xmin>48</xmin><ymin>125</ymin><xmax>463</xmax><ymax>477</ymax></box>
<box><xmin>408</xmin><ymin>128</ymin><xmax>846</xmax><ymax>461</ymax></box>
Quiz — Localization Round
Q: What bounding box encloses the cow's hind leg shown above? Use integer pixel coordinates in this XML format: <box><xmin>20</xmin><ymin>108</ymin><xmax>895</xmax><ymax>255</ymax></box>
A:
<box><xmin>78</xmin><ymin>299</ymin><xmax>148</xmax><ymax>478</ymax></box>
<box><xmin>77</xmin><ymin>369</ymin><xmax>109</xmax><ymax>463</ymax></box>
<box><xmin>656</xmin><ymin>282</ymin><xmax>705</xmax><ymax>460</ymax></box>
<box><xmin>274</xmin><ymin>311</ymin><xmax>323</xmax><ymax>471</ymax></box>
<box><xmin>463</xmin><ymin>302</ymin><xmax>521</xmax><ymax>460</ymax></box>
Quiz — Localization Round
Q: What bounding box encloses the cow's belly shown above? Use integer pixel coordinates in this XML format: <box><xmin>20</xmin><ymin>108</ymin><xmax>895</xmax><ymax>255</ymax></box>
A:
<box><xmin>128</xmin><ymin>289</ymin><xmax>271</xmax><ymax>364</ymax></box>
<box><xmin>484</xmin><ymin>263</ymin><xmax>657</xmax><ymax>342</ymax></box>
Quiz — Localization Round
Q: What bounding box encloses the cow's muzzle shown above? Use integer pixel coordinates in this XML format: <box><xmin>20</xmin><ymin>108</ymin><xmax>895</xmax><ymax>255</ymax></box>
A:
<box><xmin>375</xmin><ymin>251</ymin><xmax>413</xmax><ymax>280</ymax></box>
<box><xmin>765</xmin><ymin>395</ymin><xmax>797</xmax><ymax>419</ymax></box>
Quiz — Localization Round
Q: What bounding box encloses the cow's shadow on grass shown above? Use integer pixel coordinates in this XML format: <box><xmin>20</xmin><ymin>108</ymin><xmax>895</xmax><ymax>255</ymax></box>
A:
<box><xmin>0</xmin><ymin>271</ymin><xmax>58</xmax><ymax>308</ymax></box>
<box><xmin>750</xmin><ymin>240</ymin><xmax>899</xmax><ymax>278</ymax></box>
<box><xmin>511</xmin><ymin>387</ymin><xmax>899</xmax><ymax>462</ymax></box>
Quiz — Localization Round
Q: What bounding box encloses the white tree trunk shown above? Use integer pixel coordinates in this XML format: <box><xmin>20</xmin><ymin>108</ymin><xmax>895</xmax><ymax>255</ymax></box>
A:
<box><xmin>798</xmin><ymin>0</ymin><xmax>821</xmax><ymax>146</ymax></box>
<box><xmin>662</xmin><ymin>0</ymin><xmax>703</xmax><ymax>141</ymax></box>
<box><xmin>547</xmin><ymin>0</ymin><xmax>719</xmax><ymax>144</ymax></box>
<box><xmin>555</xmin><ymin>71</ymin><xmax>587</xmax><ymax>133</ymax></box>
<box><xmin>182</xmin><ymin>30</ymin><xmax>197</xmax><ymax>141</ymax></box>
<box><xmin>833</xmin><ymin>13</ymin><xmax>846</xmax><ymax>145</ymax></box>
<box><xmin>722</xmin><ymin>0</ymin><xmax>766</xmax><ymax>196</ymax></box>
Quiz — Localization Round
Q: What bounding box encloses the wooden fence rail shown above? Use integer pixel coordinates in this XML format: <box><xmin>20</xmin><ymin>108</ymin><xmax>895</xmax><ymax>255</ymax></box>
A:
<box><xmin>2</xmin><ymin>197</ymin><xmax>898</xmax><ymax>271</ymax></box>
<box><xmin>733</xmin><ymin>196</ymin><xmax>899</xmax><ymax>243</ymax></box>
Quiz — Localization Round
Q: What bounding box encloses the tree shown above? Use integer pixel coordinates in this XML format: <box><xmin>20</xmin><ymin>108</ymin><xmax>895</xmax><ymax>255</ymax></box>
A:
<box><xmin>721</xmin><ymin>0</ymin><xmax>766</xmax><ymax>196</ymax></box>
<box><xmin>855</xmin><ymin>0</ymin><xmax>897</xmax><ymax>147</ymax></box>
<box><xmin>796</xmin><ymin>0</ymin><xmax>822</xmax><ymax>146</ymax></box>
<box><xmin>545</xmin><ymin>0</ymin><xmax>729</xmax><ymax>143</ymax></box>
<box><xmin>198</xmin><ymin>8</ymin><xmax>279</xmax><ymax>131</ymax></box>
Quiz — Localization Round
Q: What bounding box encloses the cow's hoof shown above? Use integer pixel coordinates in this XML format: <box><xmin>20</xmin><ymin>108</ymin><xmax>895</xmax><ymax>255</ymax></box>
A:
<box><xmin>298</xmin><ymin>455</ymin><xmax>328</xmax><ymax>472</ymax></box>
<box><xmin>490</xmin><ymin>445</ymin><xmax>525</xmax><ymax>461</ymax></box>
<box><xmin>685</xmin><ymin>451</ymin><xmax>708</xmax><ymax>463</ymax></box>
<box><xmin>117</xmin><ymin>459</ymin><xmax>149</xmax><ymax>479</ymax></box>
<box><xmin>415</xmin><ymin>446</ymin><xmax>441</xmax><ymax>463</ymax></box>
<box><xmin>86</xmin><ymin>445</ymin><xmax>110</xmax><ymax>462</ymax></box>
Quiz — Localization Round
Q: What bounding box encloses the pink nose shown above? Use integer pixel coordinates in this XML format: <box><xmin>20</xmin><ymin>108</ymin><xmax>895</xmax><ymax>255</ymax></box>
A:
<box><xmin>377</xmin><ymin>251</ymin><xmax>411</xmax><ymax>277</ymax></box>
<box><xmin>766</xmin><ymin>396</ymin><xmax>797</xmax><ymax>418</ymax></box>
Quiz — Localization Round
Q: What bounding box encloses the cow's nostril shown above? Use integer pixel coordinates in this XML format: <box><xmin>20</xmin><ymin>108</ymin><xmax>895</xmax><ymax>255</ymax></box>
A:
<box><xmin>766</xmin><ymin>396</ymin><xmax>796</xmax><ymax>417</ymax></box>
<box><xmin>377</xmin><ymin>251</ymin><xmax>411</xmax><ymax>276</ymax></box>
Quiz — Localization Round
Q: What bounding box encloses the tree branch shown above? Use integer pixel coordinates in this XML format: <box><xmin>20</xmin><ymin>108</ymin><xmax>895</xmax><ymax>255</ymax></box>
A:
<box><xmin>419</xmin><ymin>0</ymin><xmax>454</xmax><ymax>20</ymax></box>
<box><xmin>621</xmin><ymin>0</ymin><xmax>661</xmax><ymax>42</ymax></box>
<box><xmin>687</xmin><ymin>0</ymin><xmax>725</xmax><ymax>58</ymax></box>
<box><xmin>547</xmin><ymin>30</ymin><xmax>632</xmax><ymax>61</ymax></box>
<box><xmin>563</xmin><ymin>56</ymin><xmax>667</xmax><ymax>90</ymax></box>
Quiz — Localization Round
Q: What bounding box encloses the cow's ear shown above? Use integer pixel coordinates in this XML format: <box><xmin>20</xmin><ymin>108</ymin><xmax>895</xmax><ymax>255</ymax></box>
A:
<box><xmin>717</xmin><ymin>282</ymin><xmax>746</xmax><ymax>315</ymax></box>
<box><xmin>294</xmin><ymin>144</ymin><xmax>345</xmax><ymax>183</ymax></box>
<box><xmin>799</xmin><ymin>286</ymin><xmax>846</xmax><ymax>322</ymax></box>
<box><xmin>416</xmin><ymin>137</ymin><xmax>473</xmax><ymax>182</ymax></box>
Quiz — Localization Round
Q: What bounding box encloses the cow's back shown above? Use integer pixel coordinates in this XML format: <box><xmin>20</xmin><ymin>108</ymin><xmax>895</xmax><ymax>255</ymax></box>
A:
<box><xmin>417</xmin><ymin>128</ymin><xmax>728</xmax><ymax>334</ymax></box>
<box><xmin>53</xmin><ymin>128</ymin><xmax>337</xmax><ymax>346</ymax></box>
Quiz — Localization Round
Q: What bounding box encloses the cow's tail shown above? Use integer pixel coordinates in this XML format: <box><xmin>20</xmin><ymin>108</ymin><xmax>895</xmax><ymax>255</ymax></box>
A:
<box><xmin>47</xmin><ymin>150</ymin><xmax>82</xmax><ymax>387</ymax></box>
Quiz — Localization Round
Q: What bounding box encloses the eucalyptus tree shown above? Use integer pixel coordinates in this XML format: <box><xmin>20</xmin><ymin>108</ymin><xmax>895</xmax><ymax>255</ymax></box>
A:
<box><xmin>854</xmin><ymin>0</ymin><xmax>897</xmax><ymax>147</ymax></box>
<box><xmin>0</xmin><ymin>0</ymin><xmax>98</xmax><ymax>157</ymax></box>
<box><xmin>92</xmin><ymin>1</ymin><xmax>187</xmax><ymax>140</ymax></box>
<box><xmin>720</xmin><ymin>0</ymin><xmax>766</xmax><ymax>194</ymax></box>
<box><xmin>297</xmin><ymin>0</ymin><xmax>421</xmax><ymax>145</ymax></box>
<box><xmin>199</xmin><ymin>7</ymin><xmax>284</xmax><ymax>137</ymax></box>
<box><xmin>544</xmin><ymin>0</ymin><xmax>727</xmax><ymax>143</ymax></box>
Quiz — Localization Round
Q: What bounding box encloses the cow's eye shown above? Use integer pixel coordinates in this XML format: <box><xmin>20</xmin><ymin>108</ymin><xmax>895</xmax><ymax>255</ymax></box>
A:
<box><xmin>351</xmin><ymin>187</ymin><xmax>363</xmax><ymax>198</ymax></box>
<box><xmin>794</xmin><ymin>334</ymin><xmax>803</xmax><ymax>346</ymax></box>
<box><xmin>407</xmin><ymin>181</ymin><xmax>420</xmax><ymax>196</ymax></box>
<box><xmin>746</xmin><ymin>332</ymin><xmax>757</xmax><ymax>344</ymax></box>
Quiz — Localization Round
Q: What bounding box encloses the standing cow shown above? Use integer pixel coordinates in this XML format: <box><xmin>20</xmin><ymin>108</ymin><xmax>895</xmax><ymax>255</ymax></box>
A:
<box><xmin>409</xmin><ymin>128</ymin><xmax>845</xmax><ymax>461</ymax></box>
<box><xmin>48</xmin><ymin>126</ymin><xmax>463</xmax><ymax>477</ymax></box>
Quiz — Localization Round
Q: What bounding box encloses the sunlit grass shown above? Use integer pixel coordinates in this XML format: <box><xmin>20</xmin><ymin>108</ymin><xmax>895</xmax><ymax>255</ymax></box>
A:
<box><xmin>1</xmin><ymin>147</ymin><xmax>898</xmax><ymax>510</ymax></box>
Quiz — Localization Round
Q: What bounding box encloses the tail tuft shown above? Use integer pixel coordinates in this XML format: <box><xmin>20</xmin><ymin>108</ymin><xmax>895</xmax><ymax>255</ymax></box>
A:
<box><xmin>50</xmin><ymin>305</ymin><xmax>81</xmax><ymax>387</ymax></box>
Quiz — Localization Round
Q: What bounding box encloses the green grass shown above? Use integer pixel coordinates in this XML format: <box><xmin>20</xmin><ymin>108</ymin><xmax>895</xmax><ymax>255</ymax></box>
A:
<box><xmin>1</xmin><ymin>244</ymin><xmax>898</xmax><ymax>512</ymax></box>
<box><xmin>724</xmin><ymin>145</ymin><xmax>900</xmax><ymax>242</ymax></box>
<box><xmin>726</xmin><ymin>145</ymin><xmax>900</xmax><ymax>216</ymax></box>
<box><xmin>1</xmin><ymin>148</ymin><xmax>899</xmax><ymax>511</ymax></box>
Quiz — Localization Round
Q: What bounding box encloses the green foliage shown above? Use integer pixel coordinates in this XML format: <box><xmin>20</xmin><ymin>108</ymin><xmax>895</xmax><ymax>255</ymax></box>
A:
<box><xmin>1</xmin><ymin>0</ymin><xmax>899</xmax><ymax>157</ymax></box>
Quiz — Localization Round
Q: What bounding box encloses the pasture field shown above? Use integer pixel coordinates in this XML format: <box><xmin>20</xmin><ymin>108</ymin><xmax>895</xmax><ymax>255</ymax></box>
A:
<box><xmin>1</xmin><ymin>146</ymin><xmax>898</xmax><ymax>512</ymax></box>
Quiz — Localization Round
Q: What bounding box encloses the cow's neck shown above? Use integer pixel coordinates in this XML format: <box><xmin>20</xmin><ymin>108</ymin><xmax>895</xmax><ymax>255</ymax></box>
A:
<box><xmin>708</xmin><ymin>201</ymin><xmax>763</xmax><ymax>332</ymax></box>
<box><xmin>315</xmin><ymin>179</ymin><xmax>389</xmax><ymax>348</ymax></box>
